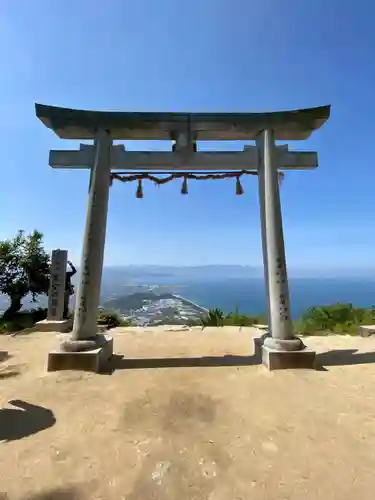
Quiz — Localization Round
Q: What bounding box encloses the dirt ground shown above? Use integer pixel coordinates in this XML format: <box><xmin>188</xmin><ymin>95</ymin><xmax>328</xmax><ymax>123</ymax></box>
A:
<box><xmin>1</xmin><ymin>326</ymin><xmax>375</xmax><ymax>500</ymax></box>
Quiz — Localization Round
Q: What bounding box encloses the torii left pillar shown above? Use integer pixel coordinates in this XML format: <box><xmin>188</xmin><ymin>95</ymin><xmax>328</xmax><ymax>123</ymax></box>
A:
<box><xmin>48</xmin><ymin>129</ymin><xmax>114</xmax><ymax>373</ymax></box>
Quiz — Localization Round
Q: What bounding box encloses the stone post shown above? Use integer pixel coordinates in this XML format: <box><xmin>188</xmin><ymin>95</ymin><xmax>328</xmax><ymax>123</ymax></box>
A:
<box><xmin>36</xmin><ymin>249</ymin><xmax>72</xmax><ymax>332</ymax></box>
<box><xmin>47</xmin><ymin>249</ymin><xmax>67</xmax><ymax>320</ymax></box>
<box><xmin>71</xmin><ymin>130</ymin><xmax>112</xmax><ymax>343</ymax></box>
<box><xmin>257</xmin><ymin>130</ymin><xmax>313</xmax><ymax>369</ymax></box>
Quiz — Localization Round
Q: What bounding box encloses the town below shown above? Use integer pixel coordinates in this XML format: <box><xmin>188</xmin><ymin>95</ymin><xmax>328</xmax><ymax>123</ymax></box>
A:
<box><xmin>102</xmin><ymin>285</ymin><xmax>208</xmax><ymax>326</ymax></box>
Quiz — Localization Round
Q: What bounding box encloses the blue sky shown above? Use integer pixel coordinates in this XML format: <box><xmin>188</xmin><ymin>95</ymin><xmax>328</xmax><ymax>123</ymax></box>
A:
<box><xmin>0</xmin><ymin>0</ymin><xmax>374</xmax><ymax>272</ymax></box>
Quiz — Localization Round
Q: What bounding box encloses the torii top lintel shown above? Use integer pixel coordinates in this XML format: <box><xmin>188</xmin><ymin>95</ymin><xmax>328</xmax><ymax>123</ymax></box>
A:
<box><xmin>35</xmin><ymin>103</ymin><xmax>330</xmax><ymax>141</ymax></box>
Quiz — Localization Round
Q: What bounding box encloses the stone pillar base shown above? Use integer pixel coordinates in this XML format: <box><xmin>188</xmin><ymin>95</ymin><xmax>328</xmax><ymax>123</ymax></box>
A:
<box><xmin>253</xmin><ymin>334</ymin><xmax>269</xmax><ymax>360</ymax></box>
<box><xmin>262</xmin><ymin>345</ymin><xmax>316</xmax><ymax>370</ymax></box>
<box><xmin>47</xmin><ymin>336</ymin><xmax>113</xmax><ymax>373</ymax></box>
<box><xmin>36</xmin><ymin>319</ymin><xmax>72</xmax><ymax>333</ymax></box>
<box><xmin>263</xmin><ymin>336</ymin><xmax>305</xmax><ymax>351</ymax></box>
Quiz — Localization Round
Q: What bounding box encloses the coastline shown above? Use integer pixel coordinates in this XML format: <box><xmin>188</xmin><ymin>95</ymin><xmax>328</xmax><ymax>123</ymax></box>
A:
<box><xmin>172</xmin><ymin>294</ymin><xmax>209</xmax><ymax>313</ymax></box>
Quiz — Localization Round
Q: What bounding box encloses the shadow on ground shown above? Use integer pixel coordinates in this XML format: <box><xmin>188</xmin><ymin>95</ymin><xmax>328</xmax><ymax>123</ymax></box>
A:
<box><xmin>0</xmin><ymin>486</ymin><xmax>85</xmax><ymax>500</ymax></box>
<box><xmin>105</xmin><ymin>349</ymin><xmax>375</xmax><ymax>373</ymax></box>
<box><xmin>0</xmin><ymin>367</ymin><xmax>21</xmax><ymax>380</ymax></box>
<box><xmin>0</xmin><ymin>353</ymin><xmax>21</xmax><ymax>380</ymax></box>
<box><xmin>0</xmin><ymin>400</ymin><xmax>56</xmax><ymax>442</ymax></box>
<box><xmin>0</xmin><ymin>352</ymin><xmax>9</xmax><ymax>362</ymax></box>
<box><xmin>0</xmin><ymin>484</ymin><xmax>90</xmax><ymax>499</ymax></box>
<box><xmin>104</xmin><ymin>353</ymin><xmax>261</xmax><ymax>374</ymax></box>
<box><xmin>316</xmin><ymin>349</ymin><xmax>375</xmax><ymax>368</ymax></box>
<box><xmin>23</xmin><ymin>486</ymin><xmax>81</xmax><ymax>500</ymax></box>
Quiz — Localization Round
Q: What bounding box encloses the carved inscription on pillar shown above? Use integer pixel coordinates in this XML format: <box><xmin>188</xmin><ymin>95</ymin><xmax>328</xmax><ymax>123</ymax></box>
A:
<box><xmin>275</xmin><ymin>257</ymin><xmax>286</xmax><ymax>284</ymax></box>
<box><xmin>47</xmin><ymin>250</ymin><xmax>67</xmax><ymax>320</ymax></box>
<box><xmin>275</xmin><ymin>257</ymin><xmax>290</xmax><ymax>322</ymax></box>
<box><xmin>278</xmin><ymin>293</ymin><xmax>290</xmax><ymax>322</ymax></box>
<box><xmin>77</xmin><ymin>259</ymin><xmax>90</xmax><ymax>321</ymax></box>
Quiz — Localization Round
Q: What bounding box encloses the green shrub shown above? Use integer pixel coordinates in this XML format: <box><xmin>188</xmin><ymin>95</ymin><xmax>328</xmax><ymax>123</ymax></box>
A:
<box><xmin>28</xmin><ymin>307</ymin><xmax>47</xmax><ymax>323</ymax></box>
<box><xmin>200</xmin><ymin>303</ymin><xmax>374</xmax><ymax>335</ymax></box>
<box><xmin>120</xmin><ymin>317</ymin><xmax>133</xmax><ymax>327</ymax></box>
<box><xmin>224</xmin><ymin>306</ymin><xmax>260</xmax><ymax>326</ymax></box>
<box><xmin>0</xmin><ymin>311</ymin><xmax>36</xmax><ymax>333</ymax></box>
<box><xmin>97</xmin><ymin>309</ymin><xmax>132</xmax><ymax>329</ymax></box>
<box><xmin>297</xmin><ymin>303</ymin><xmax>373</xmax><ymax>335</ymax></box>
<box><xmin>201</xmin><ymin>307</ymin><xmax>263</xmax><ymax>328</ymax></box>
<box><xmin>201</xmin><ymin>308</ymin><xmax>225</xmax><ymax>327</ymax></box>
<box><xmin>97</xmin><ymin>310</ymin><xmax>122</xmax><ymax>329</ymax></box>
<box><xmin>0</xmin><ymin>307</ymin><xmax>48</xmax><ymax>334</ymax></box>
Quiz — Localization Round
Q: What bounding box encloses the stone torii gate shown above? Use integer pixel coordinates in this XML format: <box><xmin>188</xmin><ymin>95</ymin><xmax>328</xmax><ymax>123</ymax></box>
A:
<box><xmin>35</xmin><ymin>103</ymin><xmax>330</xmax><ymax>372</ymax></box>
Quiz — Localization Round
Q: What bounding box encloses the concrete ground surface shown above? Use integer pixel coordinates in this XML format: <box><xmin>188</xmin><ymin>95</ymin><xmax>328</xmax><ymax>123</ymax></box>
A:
<box><xmin>1</xmin><ymin>326</ymin><xmax>375</xmax><ymax>500</ymax></box>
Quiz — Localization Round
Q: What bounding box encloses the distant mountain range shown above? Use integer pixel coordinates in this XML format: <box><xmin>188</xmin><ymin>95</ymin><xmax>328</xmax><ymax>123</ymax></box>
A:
<box><xmin>98</xmin><ymin>266</ymin><xmax>264</xmax><ymax>298</ymax></box>
<box><xmin>101</xmin><ymin>265</ymin><xmax>262</xmax><ymax>282</ymax></box>
<box><xmin>99</xmin><ymin>266</ymin><xmax>375</xmax><ymax>296</ymax></box>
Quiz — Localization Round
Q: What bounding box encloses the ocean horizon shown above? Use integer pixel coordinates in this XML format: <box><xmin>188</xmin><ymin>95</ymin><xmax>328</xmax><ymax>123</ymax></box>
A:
<box><xmin>1</xmin><ymin>276</ymin><xmax>374</xmax><ymax>321</ymax></box>
<box><xmin>179</xmin><ymin>277</ymin><xmax>375</xmax><ymax>320</ymax></box>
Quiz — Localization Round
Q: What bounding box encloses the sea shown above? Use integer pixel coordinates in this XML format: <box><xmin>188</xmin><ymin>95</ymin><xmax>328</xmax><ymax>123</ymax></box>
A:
<box><xmin>1</xmin><ymin>277</ymin><xmax>374</xmax><ymax>321</ymax></box>
<box><xmin>178</xmin><ymin>278</ymin><xmax>375</xmax><ymax>319</ymax></box>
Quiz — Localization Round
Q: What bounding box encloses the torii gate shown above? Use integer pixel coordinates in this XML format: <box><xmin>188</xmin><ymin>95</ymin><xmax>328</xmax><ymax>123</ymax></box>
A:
<box><xmin>35</xmin><ymin>104</ymin><xmax>330</xmax><ymax>371</ymax></box>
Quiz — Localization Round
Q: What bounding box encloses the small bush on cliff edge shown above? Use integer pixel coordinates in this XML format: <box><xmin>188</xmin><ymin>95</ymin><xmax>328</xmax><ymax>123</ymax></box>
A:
<box><xmin>200</xmin><ymin>303</ymin><xmax>374</xmax><ymax>334</ymax></box>
<box><xmin>200</xmin><ymin>307</ymin><xmax>263</xmax><ymax>327</ymax></box>
<box><xmin>0</xmin><ymin>307</ymin><xmax>47</xmax><ymax>334</ymax></box>
<box><xmin>97</xmin><ymin>309</ymin><xmax>132</xmax><ymax>329</ymax></box>
<box><xmin>295</xmin><ymin>303</ymin><xmax>374</xmax><ymax>335</ymax></box>
<box><xmin>200</xmin><ymin>308</ymin><xmax>225</xmax><ymax>327</ymax></box>
<box><xmin>224</xmin><ymin>306</ymin><xmax>263</xmax><ymax>326</ymax></box>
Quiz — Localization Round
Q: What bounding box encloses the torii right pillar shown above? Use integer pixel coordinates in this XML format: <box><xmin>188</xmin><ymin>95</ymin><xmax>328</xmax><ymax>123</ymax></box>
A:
<box><xmin>257</xmin><ymin>128</ymin><xmax>317</xmax><ymax>370</ymax></box>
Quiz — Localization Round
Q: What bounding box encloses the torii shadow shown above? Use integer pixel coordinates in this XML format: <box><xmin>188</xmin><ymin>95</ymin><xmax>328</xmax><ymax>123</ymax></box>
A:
<box><xmin>104</xmin><ymin>353</ymin><xmax>261</xmax><ymax>374</ymax></box>
<box><xmin>316</xmin><ymin>349</ymin><xmax>375</xmax><ymax>369</ymax></box>
<box><xmin>105</xmin><ymin>348</ymin><xmax>375</xmax><ymax>373</ymax></box>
